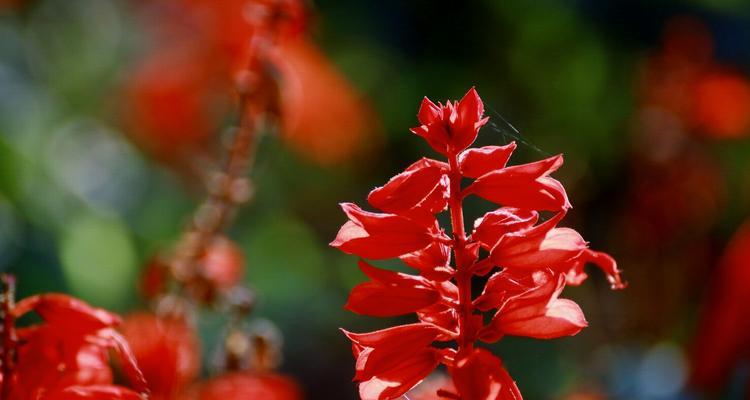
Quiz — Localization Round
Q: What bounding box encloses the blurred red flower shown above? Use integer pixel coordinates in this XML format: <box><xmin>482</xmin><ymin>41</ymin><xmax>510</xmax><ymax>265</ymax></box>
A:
<box><xmin>1</xmin><ymin>293</ymin><xmax>147</xmax><ymax>399</ymax></box>
<box><xmin>690</xmin><ymin>70</ymin><xmax>750</xmax><ymax>139</ymax></box>
<box><xmin>690</xmin><ymin>219</ymin><xmax>750</xmax><ymax>392</ymax></box>
<box><xmin>119</xmin><ymin>312</ymin><xmax>201</xmax><ymax>400</ymax></box>
<box><xmin>180</xmin><ymin>371</ymin><xmax>302</xmax><ymax>400</ymax></box>
<box><xmin>122</xmin><ymin>0</ymin><xmax>378</xmax><ymax>167</ymax></box>
<box><xmin>639</xmin><ymin>16</ymin><xmax>750</xmax><ymax>140</ymax></box>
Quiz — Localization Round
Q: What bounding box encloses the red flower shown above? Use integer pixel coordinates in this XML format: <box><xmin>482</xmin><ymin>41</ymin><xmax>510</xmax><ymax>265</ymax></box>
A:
<box><xmin>122</xmin><ymin>0</ymin><xmax>379</xmax><ymax>168</ymax></box>
<box><xmin>119</xmin><ymin>312</ymin><xmax>201</xmax><ymax>400</ymax></box>
<box><xmin>342</xmin><ymin>324</ymin><xmax>444</xmax><ymax>400</ymax></box>
<box><xmin>367</xmin><ymin>158</ymin><xmax>449</xmax><ymax>215</ymax></box>
<box><xmin>449</xmin><ymin>348</ymin><xmax>521</xmax><ymax>400</ymax></box>
<box><xmin>689</xmin><ymin>219</ymin><xmax>750</xmax><ymax>392</ymax></box>
<box><xmin>346</xmin><ymin>261</ymin><xmax>442</xmax><ymax>317</ymax></box>
<box><xmin>332</xmin><ymin>88</ymin><xmax>624</xmax><ymax>399</ymax></box>
<box><xmin>1</xmin><ymin>292</ymin><xmax>147</xmax><ymax>399</ymax></box>
<box><xmin>411</xmin><ymin>87</ymin><xmax>489</xmax><ymax>155</ymax></box>
<box><xmin>331</xmin><ymin>203</ymin><xmax>447</xmax><ymax>260</ymax></box>
<box><xmin>477</xmin><ymin>270</ymin><xmax>587</xmax><ymax>342</ymax></box>
<box><xmin>181</xmin><ymin>371</ymin><xmax>302</xmax><ymax>400</ymax></box>
<box><xmin>690</xmin><ymin>69</ymin><xmax>750</xmax><ymax>139</ymax></box>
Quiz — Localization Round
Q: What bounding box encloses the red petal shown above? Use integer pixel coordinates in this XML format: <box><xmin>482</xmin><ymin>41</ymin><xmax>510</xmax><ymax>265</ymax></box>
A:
<box><xmin>450</xmin><ymin>348</ymin><xmax>521</xmax><ymax>400</ymax></box>
<box><xmin>472</xmin><ymin>208</ymin><xmax>539</xmax><ymax>249</ymax></box>
<box><xmin>367</xmin><ymin>161</ymin><xmax>448</xmax><ymax>214</ymax></box>
<box><xmin>405</xmin><ymin>157</ymin><xmax>449</xmax><ymax>172</ymax></box>
<box><xmin>490</xmin><ymin>214</ymin><xmax>586</xmax><ymax>270</ymax></box>
<box><xmin>450</xmin><ymin>87</ymin><xmax>485</xmax><ymax>151</ymax></box>
<box><xmin>343</xmin><ymin>323</ymin><xmax>442</xmax><ymax>350</ymax></box>
<box><xmin>331</xmin><ymin>203</ymin><xmax>435</xmax><ymax>259</ymax></box>
<box><xmin>342</xmin><ymin>323</ymin><xmax>442</xmax><ymax>383</ymax></box>
<box><xmin>580</xmin><ymin>249</ymin><xmax>626</xmax><ymax>290</ymax></box>
<box><xmin>400</xmin><ymin>242</ymin><xmax>454</xmax><ymax>281</ymax></box>
<box><xmin>13</xmin><ymin>293</ymin><xmax>121</xmax><ymax>334</ymax></box>
<box><xmin>105</xmin><ymin>329</ymin><xmax>150</xmax><ymax>393</ymax></box>
<box><xmin>345</xmin><ymin>261</ymin><xmax>440</xmax><ymax>317</ymax></box>
<box><xmin>417</xmin><ymin>304</ymin><xmax>459</xmax><ymax>336</ymax></box>
<box><xmin>457</xmin><ymin>87</ymin><xmax>485</xmax><ymax>123</ymax></box>
<box><xmin>464</xmin><ymin>155</ymin><xmax>570</xmax><ymax>211</ymax></box>
<box><xmin>502</xmin><ymin>154</ymin><xmax>564</xmax><ymax>177</ymax></box>
<box><xmin>474</xmin><ymin>269</ymin><xmax>558</xmax><ymax>312</ymax></box>
<box><xmin>458</xmin><ymin>143</ymin><xmax>517</xmax><ymax>178</ymax></box>
<box><xmin>417</xmin><ymin>96</ymin><xmax>441</xmax><ymax>125</ymax></box>
<box><xmin>496</xmin><ymin>298</ymin><xmax>587</xmax><ymax>339</ymax></box>
<box><xmin>358</xmin><ymin>349</ymin><xmax>440</xmax><ymax>400</ymax></box>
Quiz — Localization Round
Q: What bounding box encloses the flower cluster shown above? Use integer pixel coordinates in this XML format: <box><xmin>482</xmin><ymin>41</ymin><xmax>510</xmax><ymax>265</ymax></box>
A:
<box><xmin>332</xmin><ymin>88</ymin><xmax>625</xmax><ymax>400</ymax></box>
<box><xmin>0</xmin><ymin>279</ymin><xmax>148</xmax><ymax>400</ymax></box>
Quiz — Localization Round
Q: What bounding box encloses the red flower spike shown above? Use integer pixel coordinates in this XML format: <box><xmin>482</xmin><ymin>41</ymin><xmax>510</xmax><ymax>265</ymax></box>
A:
<box><xmin>333</xmin><ymin>88</ymin><xmax>622</xmax><ymax>399</ymax></box>
<box><xmin>346</xmin><ymin>261</ymin><xmax>441</xmax><ymax>317</ymax></box>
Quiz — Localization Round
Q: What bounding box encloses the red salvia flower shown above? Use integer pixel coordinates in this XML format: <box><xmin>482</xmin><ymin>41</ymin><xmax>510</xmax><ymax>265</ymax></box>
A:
<box><xmin>119</xmin><ymin>312</ymin><xmax>201</xmax><ymax>400</ymax></box>
<box><xmin>331</xmin><ymin>88</ymin><xmax>625</xmax><ymax>400</ymax></box>
<box><xmin>1</xmin><ymin>291</ymin><xmax>148</xmax><ymax>400</ymax></box>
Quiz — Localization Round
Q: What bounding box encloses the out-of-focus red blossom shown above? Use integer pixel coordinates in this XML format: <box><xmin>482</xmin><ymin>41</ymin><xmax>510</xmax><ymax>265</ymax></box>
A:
<box><xmin>331</xmin><ymin>88</ymin><xmax>624</xmax><ymax>400</ymax></box>
<box><xmin>197</xmin><ymin>236</ymin><xmax>245</xmax><ymax>290</ymax></box>
<box><xmin>119</xmin><ymin>312</ymin><xmax>201</xmax><ymax>400</ymax></box>
<box><xmin>273</xmin><ymin>37</ymin><xmax>380</xmax><ymax>165</ymax></box>
<box><xmin>690</xmin><ymin>219</ymin><xmax>750</xmax><ymax>392</ymax></box>
<box><xmin>122</xmin><ymin>45</ymin><xmax>226</xmax><ymax>163</ymax></box>
<box><xmin>180</xmin><ymin>372</ymin><xmax>302</xmax><ymax>400</ymax></box>
<box><xmin>123</xmin><ymin>0</ymin><xmax>378</xmax><ymax>166</ymax></box>
<box><xmin>0</xmin><ymin>293</ymin><xmax>147</xmax><ymax>399</ymax></box>
<box><xmin>139</xmin><ymin>237</ymin><xmax>244</xmax><ymax>301</ymax></box>
<box><xmin>690</xmin><ymin>70</ymin><xmax>750</xmax><ymax>138</ymax></box>
<box><xmin>639</xmin><ymin>15</ymin><xmax>750</xmax><ymax>140</ymax></box>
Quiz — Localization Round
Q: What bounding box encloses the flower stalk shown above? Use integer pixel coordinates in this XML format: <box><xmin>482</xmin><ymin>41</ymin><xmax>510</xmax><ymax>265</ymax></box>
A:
<box><xmin>0</xmin><ymin>274</ymin><xmax>16</xmax><ymax>400</ymax></box>
<box><xmin>447</xmin><ymin>151</ymin><xmax>474</xmax><ymax>352</ymax></box>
